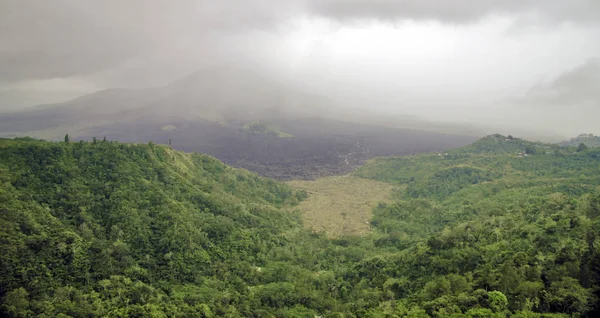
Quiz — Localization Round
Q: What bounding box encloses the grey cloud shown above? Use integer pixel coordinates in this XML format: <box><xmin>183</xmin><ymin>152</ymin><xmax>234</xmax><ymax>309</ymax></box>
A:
<box><xmin>307</xmin><ymin>0</ymin><xmax>600</xmax><ymax>24</ymax></box>
<box><xmin>497</xmin><ymin>58</ymin><xmax>600</xmax><ymax>136</ymax></box>
<box><xmin>524</xmin><ymin>58</ymin><xmax>600</xmax><ymax>107</ymax></box>
<box><xmin>0</xmin><ymin>89</ymin><xmax>86</xmax><ymax>112</ymax></box>
<box><xmin>1</xmin><ymin>1</ymin><xmax>152</xmax><ymax>81</ymax></box>
<box><xmin>2</xmin><ymin>0</ymin><xmax>598</xmax><ymax>84</ymax></box>
<box><xmin>0</xmin><ymin>0</ymin><xmax>299</xmax><ymax>82</ymax></box>
<box><xmin>1</xmin><ymin>0</ymin><xmax>599</xmax><ymax>139</ymax></box>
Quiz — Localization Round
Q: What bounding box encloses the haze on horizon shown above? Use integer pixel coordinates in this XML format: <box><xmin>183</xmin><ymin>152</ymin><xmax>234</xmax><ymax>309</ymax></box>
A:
<box><xmin>1</xmin><ymin>0</ymin><xmax>599</xmax><ymax>139</ymax></box>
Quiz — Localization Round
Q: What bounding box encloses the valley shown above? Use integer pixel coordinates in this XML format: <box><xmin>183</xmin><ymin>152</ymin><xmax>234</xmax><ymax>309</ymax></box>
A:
<box><xmin>2</xmin><ymin>2</ymin><xmax>599</xmax><ymax>316</ymax></box>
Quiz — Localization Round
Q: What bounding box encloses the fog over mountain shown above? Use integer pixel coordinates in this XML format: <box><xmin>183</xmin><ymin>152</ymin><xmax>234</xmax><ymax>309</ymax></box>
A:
<box><xmin>1</xmin><ymin>0</ymin><xmax>599</xmax><ymax>138</ymax></box>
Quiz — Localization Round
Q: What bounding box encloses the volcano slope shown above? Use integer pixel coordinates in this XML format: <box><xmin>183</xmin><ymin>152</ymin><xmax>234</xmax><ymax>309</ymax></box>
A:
<box><xmin>2</xmin><ymin>135</ymin><xmax>599</xmax><ymax>317</ymax></box>
<box><xmin>0</xmin><ymin>68</ymin><xmax>477</xmax><ymax>180</ymax></box>
<box><xmin>74</xmin><ymin>116</ymin><xmax>477</xmax><ymax>181</ymax></box>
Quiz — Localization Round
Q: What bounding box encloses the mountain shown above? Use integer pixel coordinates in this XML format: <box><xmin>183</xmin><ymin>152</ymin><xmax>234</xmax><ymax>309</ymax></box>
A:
<box><xmin>0</xmin><ymin>68</ymin><xmax>478</xmax><ymax>180</ymax></box>
<box><xmin>0</xmin><ymin>68</ymin><xmax>334</xmax><ymax>135</ymax></box>
<box><xmin>1</xmin><ymin>136</ymin><xmax>599</xmax><ymax>317</ymax></box>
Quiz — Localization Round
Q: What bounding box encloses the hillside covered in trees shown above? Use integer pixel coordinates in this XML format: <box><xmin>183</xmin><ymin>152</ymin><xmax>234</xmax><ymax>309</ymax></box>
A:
<box><xmin>561</xmin><ymin>134</ymin><xmax>600</xmax><ymax>148</ymax></box>
<box><xmin>1</xmin><ymin>135</ymin><xmax>600</xmax><ymax>317</ymax></box>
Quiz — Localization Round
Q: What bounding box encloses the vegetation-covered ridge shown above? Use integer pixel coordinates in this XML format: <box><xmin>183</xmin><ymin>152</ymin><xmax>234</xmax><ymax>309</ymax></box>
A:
<box><xmin>1</xmin><ymin>135</ymin><xmax>600</xmax><ymax>317</ymax></box>
<box><xmin>349</xmin><ymin>134</ymin><xmax>600</xmax><ymax>316</ymax></box>
<box><xmin>561</xmin><ymin>133</ymin><xmax>600</xmax><ymax>148</ymax></box>
<box><xmin>0</xmin><ymin>137</ymin><xmax>306</xmax><ymax>317</ymax></box>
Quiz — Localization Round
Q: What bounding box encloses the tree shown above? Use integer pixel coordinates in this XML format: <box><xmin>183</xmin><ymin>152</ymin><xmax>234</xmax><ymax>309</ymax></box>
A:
<box><xmin>64</xmin><ymin>134</ymin><xmax>70</xmax><ymax>143</ymax></box>
<box><xmin>547</xmin><ymin>277</ymin><xmax>592</xmax><ymax>314</ymax></box>
<box><xmin>525</xmin><ymin>146</ymin><xmax>537</xmax><ymax>155</ymax></box>
<box><xmin>1</xmin><ymin>288</ymin><xmax>31</xmax><ymax>317</ymax></box>
<box><xmin>577</xmin><ymin>143</ymin><xmax>588</xmax><ymax>152</ymax></box>
<box><xmin>487</xmin><ymin>291</ymin><xmax>508</xmax><ymax>313</ymax></box>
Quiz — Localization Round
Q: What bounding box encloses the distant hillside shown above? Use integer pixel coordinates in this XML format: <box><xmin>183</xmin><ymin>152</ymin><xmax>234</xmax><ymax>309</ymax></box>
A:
<box><xmin>452</xmin><ymin>134</ymin><xmax>561</xmax><ymax>155</ymax></box>
<box><xmin>354</xmin><ymin>134</ymin><xmax>599</xmax><ymax>185</ymax></box>
<box><xmin>561</xmin><ymin>133</ymin><xmax>600</xmax><ymax>148</ymax></box>
<box><xmin>352</xmin><ymin>132</ymin><xmax>600</xmax><ymax>247</ymax></box>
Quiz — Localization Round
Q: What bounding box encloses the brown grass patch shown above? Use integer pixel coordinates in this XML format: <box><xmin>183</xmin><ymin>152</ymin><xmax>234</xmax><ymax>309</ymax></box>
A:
<box><xmin>287</xmin><ymin>175</ymin><xmax>395</xmax><ymax>237</ymax></box>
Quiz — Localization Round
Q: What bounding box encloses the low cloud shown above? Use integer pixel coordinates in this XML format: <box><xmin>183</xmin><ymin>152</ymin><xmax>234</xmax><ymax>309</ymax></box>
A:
<box><xmin>1</xmin><ymin>0</ymin><xmax>598</xmax><ymax>83</ymax></box>
<box><xmin>307</xmin><ymin>0</ymin><xmax>600</xmax><ymax>24</ymax></box>
<box><xmin>0</xmin><ymin>0</ymin><xmax>299</xmax><ymax>82</ymax></box>
<box><xmin>524</xmin><ymin>58</ymin><xmax>600</xmax><ymax>107</ymax></box>
<box><xmin>490</xmin><ymin>59</ymin><xmax>600</xmax><ymax>138</ymax></box>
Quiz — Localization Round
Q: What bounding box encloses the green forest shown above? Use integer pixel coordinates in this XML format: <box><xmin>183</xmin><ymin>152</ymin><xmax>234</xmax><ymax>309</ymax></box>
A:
<box><xmin>1</xmin><ymin>135</ymin><xmax>599</xmax><ymax>317</ymax></box>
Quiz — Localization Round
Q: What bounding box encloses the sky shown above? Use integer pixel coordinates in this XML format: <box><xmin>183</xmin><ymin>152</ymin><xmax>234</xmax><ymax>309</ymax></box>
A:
<box><xmin>1</xmin><ymin>0</ymin><xmax>599</xmax><ymax>137</ymax></box>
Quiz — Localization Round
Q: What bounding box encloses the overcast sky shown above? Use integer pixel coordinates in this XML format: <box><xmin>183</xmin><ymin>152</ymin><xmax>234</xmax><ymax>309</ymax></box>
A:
<box><xmin>1</xmin><ymin>0</ymin><xmax>599</xmax><ymax>137</ymax></box>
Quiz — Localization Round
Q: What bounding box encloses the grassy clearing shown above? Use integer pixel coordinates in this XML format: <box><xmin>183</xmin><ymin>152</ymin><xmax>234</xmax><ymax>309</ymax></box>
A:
<box><xmin>287</xmin><ymin>175</ymin><xmax>397</xmax><ymax>237</ymax></box>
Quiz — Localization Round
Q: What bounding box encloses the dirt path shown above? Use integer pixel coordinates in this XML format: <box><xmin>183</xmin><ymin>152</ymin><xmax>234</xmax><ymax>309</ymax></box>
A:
<box><xmin>287</xmin><ymin>175</ymin><xmax>395</xmax><ymax>237</ymax></box>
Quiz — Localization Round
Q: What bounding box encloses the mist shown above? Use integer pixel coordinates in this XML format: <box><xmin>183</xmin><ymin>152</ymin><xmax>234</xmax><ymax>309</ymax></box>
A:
<box><xmin>1</xmin><ymin>0</ymin><xmax>599</xmax><ymax>139</ymax></box>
